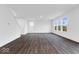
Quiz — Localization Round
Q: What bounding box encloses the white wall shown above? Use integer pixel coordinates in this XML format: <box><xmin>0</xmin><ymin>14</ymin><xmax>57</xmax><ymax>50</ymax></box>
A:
<box><xmin>0</xmin><ymin>5</ymin><xmax>21</xmax><ymax>47</ymax></box>
<box><xmin>16</xmin><ymin>18</ymin><xmax>28</xmax><ymax>34</ymax></box>
<box><xmin>27</xmin><ymin>19</ymin><xmax>50</xmax><ymax>33</ymax></box>
<box><xmin>51</xmin><ymin>6</ymin><xmax>79</xmax><ymax>42</ymax></box>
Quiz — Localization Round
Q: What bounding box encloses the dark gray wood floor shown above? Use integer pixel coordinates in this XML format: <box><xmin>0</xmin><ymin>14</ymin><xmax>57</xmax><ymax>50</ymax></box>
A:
<box><xmin>0</xmin><ymin>33</ymin><xmax>79</xmax><ymax>54</ymax></box>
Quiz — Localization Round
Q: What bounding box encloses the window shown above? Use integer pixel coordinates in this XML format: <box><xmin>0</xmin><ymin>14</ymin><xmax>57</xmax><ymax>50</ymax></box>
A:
<box><xmin>58</xmin><ymin>26</ymin><xmax>61</xmax><ymax>31</ymax></box>
<box><xmin>55</xmin><ymin>26</ymin><xmax>57</xmax><ymax>30</ymax></box>
<box><xmin>29</xmin><ymin>21</ymin><xmax>34</xmax><ymax>27</ymax></box>
<box><xmin>63</xmin><ymin>26</ymin><xmax>67</xmax><ymax>31</ymax></box>
<box><xmin>53</xmin><ymin>16</ymin><xmax>68</xmax><ymax>32</ymax></box>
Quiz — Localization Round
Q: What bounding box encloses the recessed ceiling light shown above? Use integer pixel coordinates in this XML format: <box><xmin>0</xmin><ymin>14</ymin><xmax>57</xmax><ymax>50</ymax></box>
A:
<box><xmin>40</xmin><ymin>16</ymin><xmax>43</xmax><ymax>18</ymax></box>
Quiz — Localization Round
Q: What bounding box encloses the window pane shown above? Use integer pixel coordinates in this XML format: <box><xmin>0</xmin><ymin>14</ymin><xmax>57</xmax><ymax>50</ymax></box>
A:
<box><xmin>63</xmin><ymin>26</ymin><xmax>67</xmax><ymax>31</ymax></box>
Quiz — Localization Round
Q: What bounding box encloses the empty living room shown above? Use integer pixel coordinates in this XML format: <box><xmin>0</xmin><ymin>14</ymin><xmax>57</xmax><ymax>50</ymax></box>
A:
<box><xmin>0</xmin><ymin>4</ymin><xmax>79</xmax><ymax>54</ymax></box>
<box><xmin>1</xmin><ymin>0</ymin><xmax>79</xmax><ymax>59</ymax></box>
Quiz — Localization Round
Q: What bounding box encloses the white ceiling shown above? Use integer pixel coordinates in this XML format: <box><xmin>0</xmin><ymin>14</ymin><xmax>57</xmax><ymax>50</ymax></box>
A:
<box><xmin>7</xmin><ymin>4</ymin><xmax>78</xmax><ymax>20</ymax></box>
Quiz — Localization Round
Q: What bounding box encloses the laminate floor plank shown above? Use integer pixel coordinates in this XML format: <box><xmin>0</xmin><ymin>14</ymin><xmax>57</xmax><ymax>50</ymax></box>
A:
<box><xmin>0</xmin><ymin>33</ymin><xmax>79</xmax><ymax>54</ymax></box>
